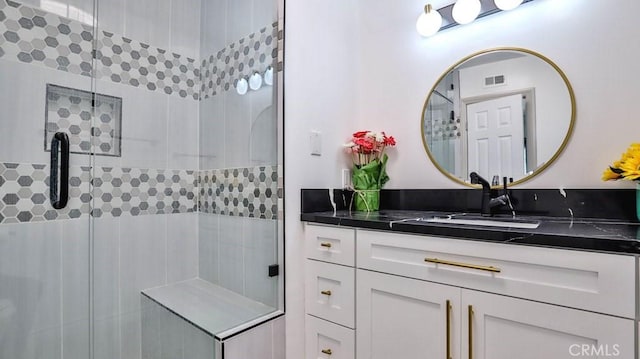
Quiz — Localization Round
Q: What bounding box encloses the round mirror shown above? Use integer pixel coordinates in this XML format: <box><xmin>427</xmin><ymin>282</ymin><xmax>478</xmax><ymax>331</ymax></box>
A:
<box><xmin>421</xmin><ymin>48</ymin><xmax>575</xmax><ymax>187</ymax></box>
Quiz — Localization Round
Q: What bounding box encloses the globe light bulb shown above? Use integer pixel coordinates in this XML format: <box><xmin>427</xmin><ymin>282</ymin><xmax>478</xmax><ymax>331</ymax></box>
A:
<box><xmin>494</xmin><ymin>0</ymin><xmax>523</xmax><ymax>11</ymax></box>
<box><xmin>416</xmin><ymin>4</ymin><xmax>443</xmax><ymax>37</ymax></box>
<box><xmin>452</xmin><ymin>0</ymin><xmax>481</xmax><ymax>25</ymax></box>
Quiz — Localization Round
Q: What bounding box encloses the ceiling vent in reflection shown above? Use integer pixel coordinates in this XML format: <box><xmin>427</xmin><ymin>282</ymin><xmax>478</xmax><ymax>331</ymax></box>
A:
<box><xmin>484</xmin><ymin>74</ymin><xmax>506</xmax><ymax>87</ymax></box>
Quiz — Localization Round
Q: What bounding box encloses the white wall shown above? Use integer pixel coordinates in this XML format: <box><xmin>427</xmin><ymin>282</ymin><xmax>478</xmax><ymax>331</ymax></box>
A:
<box><xmin>284</xmin><ymin>0</ymin><xmax>360</xmax><ymax>357</ymax></box>
<box><xmin>285</xmin><ymin>0</ymin><xmax>640</xmax><ymax>357</ymax></box>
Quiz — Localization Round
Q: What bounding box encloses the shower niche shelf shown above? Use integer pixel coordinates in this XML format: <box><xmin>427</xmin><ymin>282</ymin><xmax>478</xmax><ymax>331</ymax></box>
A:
<box><xmin>45</xmin><ymin>84</ymin><xmax>122</xmax><ymax>157</ymax></box>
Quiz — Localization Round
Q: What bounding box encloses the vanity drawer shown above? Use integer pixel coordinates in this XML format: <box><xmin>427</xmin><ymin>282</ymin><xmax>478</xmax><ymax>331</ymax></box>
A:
<box><xmin>305</xmin><ymin>225</ymin><xmax>355</xmax><ymax>266</ymax></box>
<box><xmin>356</xmin><ymin>229</ymin><xmax>636</xmax><ymax>318</ymax></box>
<box><xmin>305</xmin><ymin>259</ymin><xmax>355</xmax><ymax>328</ymax></box>
<box><xmin>305</xmin><ymin>315</ymin><xmax>355</xmax><ymax>359</ymax></box>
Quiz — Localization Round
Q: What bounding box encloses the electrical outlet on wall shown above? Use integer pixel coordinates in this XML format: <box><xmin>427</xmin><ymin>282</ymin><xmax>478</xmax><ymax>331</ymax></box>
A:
<box><xmin>310</xmin><ymin>131</ymin><xmax>322</xmax><ymax>156</ymax></box>
<box><xmin>342</xmin><ymin>168</ymin><xmax>352</xmax><ymax>189</ymax></box>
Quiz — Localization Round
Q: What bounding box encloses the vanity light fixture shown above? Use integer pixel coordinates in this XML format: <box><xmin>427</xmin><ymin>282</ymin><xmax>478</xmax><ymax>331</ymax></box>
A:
<box><xmin>416</xmin><ymin>4</ymin><xmax>443</xmax><ymax>37</ymax></box>
<box><xmin>236</xmin><ymin>77</ymin><xmax>248</xmax><ymax>95</ymax></box>
<box><xmin>249</xmin><ymin>72</ymin><xmax>263</xmax><ymax>91</ymax></box>
<box><xmin>452</xmin><ymin>0</ymin><xmax>481</xmax><ymax>25</ymax></box>
<box><xmin>263</xmin><ymin>66</ymin><xmax>274</xmax><ymax>86</ymax></box>
<box><xmin>494</xmin><ymin>0</ymin><xmax>524</xmax><ymax>11</ymax></box>
<box><xmin>417</xmin><ymin>0</ymin><xmax>535</xmax><ymax>37</ymax></box>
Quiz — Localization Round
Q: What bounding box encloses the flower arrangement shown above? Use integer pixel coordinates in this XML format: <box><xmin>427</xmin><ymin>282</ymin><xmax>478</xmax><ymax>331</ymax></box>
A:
<box><xmin>345</xmin><ymin>130</ymin><xmax>396</xmax><ymax>167</ymax></box>
<box><xmin>602</xmin><ymin>143</ymin><xmax>640</xmax><ymax>181</ymax></box>
<box><xmin>344</xmin><ymin>131</ymin><xmax>396</xmax><ymax>211</ymax></box>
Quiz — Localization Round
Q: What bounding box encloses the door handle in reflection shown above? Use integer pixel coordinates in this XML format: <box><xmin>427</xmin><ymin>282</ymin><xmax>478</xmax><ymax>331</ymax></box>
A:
<box><xmin>321</xmin><ymin>348</ymin><xmax>332</xmax><ymax>355</ymax></box>
<box><xmin>320</xmin><ymin>290</ymin><xmax>332</xmax><ymax>296</ymax></box>
<box><xmin>50</xmin><ymin>132</ymin><xmax>70</xmax><ymax>210</ymax></box>
<box><xmin>468</xmin><ymin>305</ymin><xmax>474</xmax><ymax>359</ymax></box>
<box><xmin>446</xmin><ymin>300</ymin><xmax>452</xmax><ymax>359</ymax></box>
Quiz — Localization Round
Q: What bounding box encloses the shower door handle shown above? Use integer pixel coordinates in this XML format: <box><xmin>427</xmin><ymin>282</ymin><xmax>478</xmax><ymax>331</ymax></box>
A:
<box><xmin>50</xmin><ymin>132</ymin><xmax>70</xmax><ymax>209</ymax></box>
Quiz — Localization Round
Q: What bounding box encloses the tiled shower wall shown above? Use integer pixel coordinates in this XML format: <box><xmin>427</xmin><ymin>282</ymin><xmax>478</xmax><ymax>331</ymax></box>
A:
<box><xmin>0</xmin><ymin>0</ymin><xmax>280</xmax><ymax>358</ymax></box>
<box><xmin>0</xmin><ymin>0</ymin><xmax>202</xmax><ymax>358</ymax></box>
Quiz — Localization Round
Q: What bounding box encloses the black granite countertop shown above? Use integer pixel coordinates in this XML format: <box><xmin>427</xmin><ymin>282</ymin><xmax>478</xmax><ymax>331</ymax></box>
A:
<box><xmin>301</xmin><ymin>209</ymin><xmax>640</xmax><ymax>255</ymax></box>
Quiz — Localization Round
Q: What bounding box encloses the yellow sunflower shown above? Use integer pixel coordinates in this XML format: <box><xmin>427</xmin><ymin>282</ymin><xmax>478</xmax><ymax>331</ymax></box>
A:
<box><xmin>602</xmin><ymin>167</ymin><xmax>622</xmax><ymax>181</ymax></box>
<box><xmin>603</xmin><ymin>143</ymin><xmax>640</xmax><ymax>181</ymax></box>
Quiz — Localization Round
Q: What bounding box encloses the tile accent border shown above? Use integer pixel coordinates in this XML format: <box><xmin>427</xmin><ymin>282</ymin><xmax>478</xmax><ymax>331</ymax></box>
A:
<box><xmin>198</xmin><ymin>165</ymin><xmax>278</xmax><ymax>219</ymax></box>
<box><xmin>0</xmin><ymin>162</ymin><xmax>91</xmax><ymax>224</ymax></box>
<box><xmin>91</xmin><ymin>167</ymin><xmax>197</xmax><ymax>218</ymax></box>
<box><xmin>95</xmin><ymin>31</ymin><xmax>200</xmax><ymax>100</ymax></box>
<box><xmin>0</xmin><ymin>162</ymin><xmax>281</xmax><ymax>224</ymax></box>
<box><xmin>0</xmin><ymin>162</ymin><xmax>197</xmax><ymax>224</ymax></box>
<box><xmin>0</xmin><ymin>0</ymin><xmax>200</xmax><ymax>99</ymax></box>
<box><xmin>0</xmin><ymin>1</ymin><xmax>280</xmax><ymax>101</ymax></box>
<box><xmin>200</xmin><ymin>23</ymin><xmax>278</xmax><ymax>99</ymax></box>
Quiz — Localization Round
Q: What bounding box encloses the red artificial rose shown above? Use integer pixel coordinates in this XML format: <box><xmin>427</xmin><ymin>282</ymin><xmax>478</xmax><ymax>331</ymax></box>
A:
<box><xmin>384</xmin><ymin>135</ymin><xmax>396</xmax><ymax>146</ymax></box>
<box><xmin>354</xmin><ymin>137</ymin><xmax>374</xmax><ymax>152</ymax></box>
<box><xmin>352</xmin><ymin>131</ymin><xmax>369</xmax><ymax>138</ymax></box>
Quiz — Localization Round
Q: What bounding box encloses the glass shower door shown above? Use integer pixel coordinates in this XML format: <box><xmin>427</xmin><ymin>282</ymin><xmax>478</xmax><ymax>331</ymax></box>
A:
<box><xmin>0</xmin><ymin>0</ymin><xmax>96</xmax><ymax>358</ymax></box>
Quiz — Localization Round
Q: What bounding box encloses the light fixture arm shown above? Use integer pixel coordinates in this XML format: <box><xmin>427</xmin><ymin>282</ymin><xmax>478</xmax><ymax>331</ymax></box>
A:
<box><xmin>423</xmin><ymin>0</ymin><xmax>535</xmax><ymax>35</ymax></box>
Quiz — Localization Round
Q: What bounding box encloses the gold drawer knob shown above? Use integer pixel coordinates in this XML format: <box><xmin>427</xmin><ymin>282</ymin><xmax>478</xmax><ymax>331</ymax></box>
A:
<box><xmin>320</xmin><ymin>242</ymin><xmax>332</xmax><ymax>248</ymax></box>
<box><xmin>321</xmin><ymin>348</ymin><xmax>333</xmax><ymax>355</ymax></box>
<box><xmin>321</xmin><ymin>290</ymin><xmax>332</xmax><ymax>296</ymax></box>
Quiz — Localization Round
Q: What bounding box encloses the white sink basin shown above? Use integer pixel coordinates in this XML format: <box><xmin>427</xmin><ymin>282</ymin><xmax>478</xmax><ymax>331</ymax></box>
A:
<box><xmin>418</xmin><ymin>216</ymin><xmax>540</xmax><ymax>229</ymax></box>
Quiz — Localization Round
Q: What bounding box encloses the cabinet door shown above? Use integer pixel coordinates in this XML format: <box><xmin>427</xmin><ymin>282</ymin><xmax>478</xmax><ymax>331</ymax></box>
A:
<box><xmin>306</xmin><ymin>315</ymin><xmax>355</xmax><ymax>359</ymax></box>
<box><xmin>305</xmin><ymin>260</ymin><xmax>355</xmax><ymax>328</ymax></box>
<box><xmin>462</xmin><ymin>289</ymin><xmax>635</xmax><ymax>359</ymax></box>
<box><xmin>357</xmin><ymin>269</ymin><xmax>461</xmax><ymax>359</ymax></box>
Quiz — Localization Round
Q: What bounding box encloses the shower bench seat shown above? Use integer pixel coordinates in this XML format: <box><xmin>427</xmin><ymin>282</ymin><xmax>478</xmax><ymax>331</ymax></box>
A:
<box><xmin>140</xmin><ymin>278</ymin><xmax>282</xmax><ymax>359</ymax></box>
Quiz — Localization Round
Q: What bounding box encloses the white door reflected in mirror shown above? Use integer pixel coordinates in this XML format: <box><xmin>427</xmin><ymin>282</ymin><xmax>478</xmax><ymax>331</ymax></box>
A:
<box><xmin>467</xmin><ymin>94</ymin><xmax>524</xmax><ymax>181</ymax></box>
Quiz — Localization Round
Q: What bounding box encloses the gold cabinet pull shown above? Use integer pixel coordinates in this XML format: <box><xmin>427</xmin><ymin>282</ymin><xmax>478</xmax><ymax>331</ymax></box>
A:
<box><xmin>468</xmin><ymin>305</ymin><xmax>474</xmax><ymax>359</ymax></box>
<box><xmin>321</xmin><ymin>348</ymin><xmax>333</xmax><ymax>355</ymax></box>
<box><xmin>320</xmin><ymin>242</ymin><xmax>332</xmax><ymax>248</ymax></box>
<box><xmin>425</xmin><ymin>257</ymin><xmax>501</xmax><ymax>273</ymax></box>
<box><xmin>321</xmin><ymin>290</ymin><xmax>332</xmax><ymax>296</ymax></box>
<box><xmin>445</xmin><ymin>300</ymin><xmax>452</xmax><ymax>359</ymax></box>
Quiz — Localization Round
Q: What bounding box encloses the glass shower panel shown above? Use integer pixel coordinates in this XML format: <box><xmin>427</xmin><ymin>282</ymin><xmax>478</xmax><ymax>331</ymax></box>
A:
<box><xmin>91</xmin><ymin>1</ymin><xmax>204</xmax><ymax>358</ymax></box>
<box><xmin>198</xmin><ymin>0</ymin><xmax>282</xmax><ymax>332</ymax></box>
<box><xmin>0</xmin><ymin>0</ymin><xmax>96</xmax><ymax>358</ymax></box>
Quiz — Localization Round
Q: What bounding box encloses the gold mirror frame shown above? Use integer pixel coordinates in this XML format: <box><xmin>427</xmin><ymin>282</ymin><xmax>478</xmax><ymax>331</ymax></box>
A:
<box><xmin>420</xmin><ymin>47</ymin><xmax>576</xmax><ymax>188</ymax></box>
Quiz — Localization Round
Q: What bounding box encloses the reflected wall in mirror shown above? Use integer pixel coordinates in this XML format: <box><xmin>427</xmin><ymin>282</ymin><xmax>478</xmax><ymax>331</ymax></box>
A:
<box><xmin>421</xmin><ymin>48</ymin><xmax>575</xmax><ymax>186</ymax></box>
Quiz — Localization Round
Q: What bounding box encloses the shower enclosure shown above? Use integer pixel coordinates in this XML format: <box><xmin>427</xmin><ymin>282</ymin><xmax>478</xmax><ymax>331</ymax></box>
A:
<box><xmin>423</xmin><ymin>71</ymin><xmax>463</xmax><ymax>179</ymax></box>
<box><xmin>0</xmin><ymin>0</ymin><xmax>284</xmax><ymax>358</ymax></box>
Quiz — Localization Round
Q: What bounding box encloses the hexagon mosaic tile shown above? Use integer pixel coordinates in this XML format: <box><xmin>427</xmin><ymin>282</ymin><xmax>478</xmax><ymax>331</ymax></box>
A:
<box><xmin>198</xmin><ymin>166</ymin><xmax>278</xmax><ymax>220</ymax></box>
<box><xmin>0</xmin><ymin>1</ymin><xmax>280</xmax><ymax>101</ymax></box>
<box><xmin>94</xmin><ymin>31</ymin><xmax>199</xmax><ymax>100</ymax></box>
<box><xmin>0</xmin><ymin>162</ymin><xmax>91</xmax><ymax>224</ymax></box>
<box><xmin>200</xmin><ymin>23</ymin><xmax>278</xmax><ymax>99</ymax></box>
<box><xmin>45</xmin><ymin>84</ymin><xmax>122</xmax><ymax>156</ymax></box>
<box><xmin>0</xmin><ymin>0</ymin><xmax>94</xmax><ymax>75</ymax></box>
<box><xmin>91</xmin><ymin>167</ymin><xmax>197</xmax><ymax>217</ymax></box>
<box><xmin>0</xmin><ymin>0</ymin><xmax>199</xmax><ymax>99</ymax></box>
<box><xmin>0</xmin><ymin>162</ymin><xmax>198</xmax><ymax>224</ymax></box>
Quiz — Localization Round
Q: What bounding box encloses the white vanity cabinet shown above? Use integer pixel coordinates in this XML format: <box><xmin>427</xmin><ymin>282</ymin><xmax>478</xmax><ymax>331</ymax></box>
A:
<box><xmin>304</xmin><ymin>224</ymin><xmax>637</xmax><ymax>359</ymax></box>
<box><xmin>461</xmin><ymin>289</ymin><xmax>634</xmax><ymax>359</ymax></box>
<box><xmin>356</xmin><ymin>269</ymin><xmax>461</xmax><ymax>359</ymax></box>
<box><xmin>304</xmin><ymin>225</ymin><xmax>356</xmax><ymax>359</ymax></box>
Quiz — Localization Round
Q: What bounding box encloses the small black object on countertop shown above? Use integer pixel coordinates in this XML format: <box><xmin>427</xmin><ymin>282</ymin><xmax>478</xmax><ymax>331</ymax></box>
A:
<box><xmin>300</xmin><ymin>188</ymin><xmax>640</xmax><ymax>255</ymax></box>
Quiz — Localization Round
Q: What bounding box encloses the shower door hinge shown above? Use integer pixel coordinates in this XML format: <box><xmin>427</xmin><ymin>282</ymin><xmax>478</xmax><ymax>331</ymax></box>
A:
<box><xmin>268</xmin><ymin>264</ymin><xmax>280</xmax><ymax>277</ymax></box>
